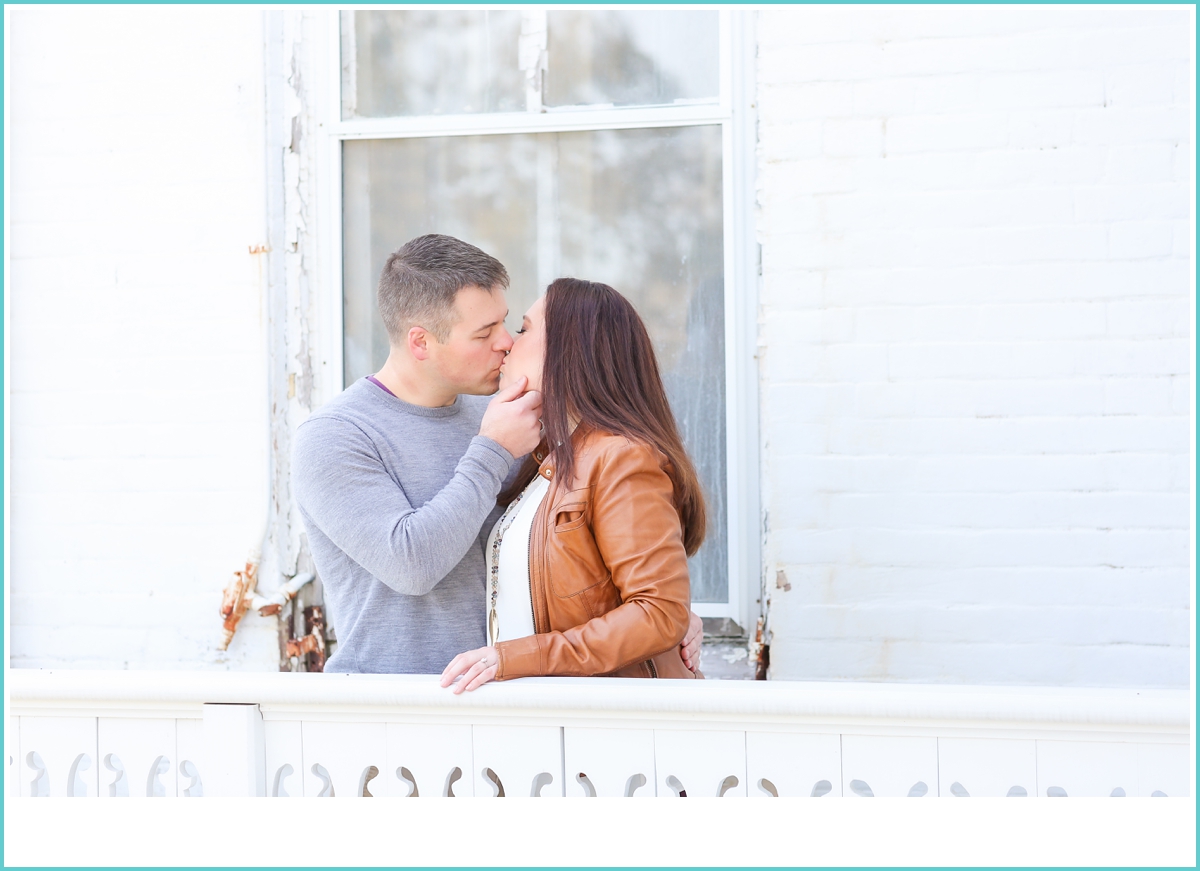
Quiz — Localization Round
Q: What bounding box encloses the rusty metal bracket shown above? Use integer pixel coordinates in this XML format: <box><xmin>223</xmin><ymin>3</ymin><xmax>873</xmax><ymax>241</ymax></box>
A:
<box><xmin>753</xmin><ymin>616</ymin><xmax>770</xmax><ymax>681</ymax></box>
<box><xmin>286</xmin><ymin>605</ymin><xmax>327</xmax><ymax>672</ymax></box>
<box><xmin>219</xmin><ymin>556</ymin><xmax>314</xmax><ymax>651</ymax></box>
<box><xmin>219</xmin><ymin>558</ymin><xmax>260</xmax><ymax>651</ymax></box>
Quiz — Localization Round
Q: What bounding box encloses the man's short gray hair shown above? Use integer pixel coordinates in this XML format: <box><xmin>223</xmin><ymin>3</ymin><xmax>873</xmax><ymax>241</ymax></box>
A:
<box><xmin>378</xmin><ymin>234</ymin><xmax>509</xmax><ymax>343</ymax></box>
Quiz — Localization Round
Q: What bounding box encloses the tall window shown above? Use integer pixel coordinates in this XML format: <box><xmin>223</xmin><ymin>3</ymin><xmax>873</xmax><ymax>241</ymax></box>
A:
<box><xmin>335</xmin><ymin>10</ymin><xmax>747</xmax><ymax>614</ymax></box>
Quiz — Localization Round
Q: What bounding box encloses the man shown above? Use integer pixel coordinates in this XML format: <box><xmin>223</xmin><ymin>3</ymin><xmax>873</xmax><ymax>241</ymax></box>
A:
<box><xmin>293</xmin><ymin>234</ymin><xmax>701</xmax><ymax>674</ymax></box>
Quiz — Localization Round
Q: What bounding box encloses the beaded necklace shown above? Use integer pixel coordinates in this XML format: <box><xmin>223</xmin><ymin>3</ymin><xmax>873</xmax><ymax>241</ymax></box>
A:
<box><xmin>487</xmin><ymin>474</ymin><xmax>545</xmax><ymax>647</ymax></box>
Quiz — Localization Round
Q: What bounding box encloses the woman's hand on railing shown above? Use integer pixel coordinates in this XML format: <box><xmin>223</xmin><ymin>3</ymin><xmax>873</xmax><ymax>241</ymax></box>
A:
<box><xmin>681</xmin><ymin>610</ymin><xmax>703</xmax><ymax>673</ymax></box>
<box><xmin>440</xmin><ymin>645</ymin><xmax>500</xmax><ymax>694</ymax></box>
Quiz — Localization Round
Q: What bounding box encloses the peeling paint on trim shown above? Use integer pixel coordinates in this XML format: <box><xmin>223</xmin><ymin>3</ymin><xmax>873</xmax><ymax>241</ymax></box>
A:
<box><xmin>262</xmin><ymin>10</ymin><xmax>323</xmax><ymax>670</ymax></box>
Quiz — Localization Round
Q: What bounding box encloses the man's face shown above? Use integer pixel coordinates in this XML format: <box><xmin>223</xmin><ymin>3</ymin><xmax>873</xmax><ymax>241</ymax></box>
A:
<box><xmin>425</xmin><ymin>285</ymin><xmax>513</xmax><ymax>396</ymax></box>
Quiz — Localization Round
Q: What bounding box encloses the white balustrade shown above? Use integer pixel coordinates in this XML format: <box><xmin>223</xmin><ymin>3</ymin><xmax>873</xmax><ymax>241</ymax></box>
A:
<box><xmin>202</xmin><ymin>705</ymin><xmax>263</xmax><ymax>797</ymax></box>
<box><xmin>843</xmin><ymin>735</ymin><xmax>939</xmax><ymax>797</ymax></box>
<box><xmin>8</xmin><ymin>670</ymin><xmax>1190</xmax><ymax>798</ymax></box>
<box><xmin>564</xmin><ymin>727</ymin><xmax>655</xmax><ymax>797</ymax></box>
<box><xmin>655</xmin><ymin>729</ymin><xmax>747</xmax><ymax>797</ymax></box>
<box><xmin>264</xmin><ymin>720</ymin><xmax>302</xmax><ymax>797</ymax></box>
<box><xmin>7</xmin><ymin>716</ymin><xmax>19</xmax><ymax>798</ymax></box>
<box><xmin>176</xmin><ymin>718</ymin><xmax>204</xmax><ymax>797</ymax></box>
<box><xmin>1136</xmin><ymin>743</ymin><xmax>1190</xmax><ymax>798</ymax></box>
<box><xmin>20</xmin><ymin>716</ymin><xmax>96</xmax><ymax>797</ymax></box>
<box><xmin>301</xmin><ymin>720</ymin><xmax>385</xmax><ymax>798</ymax></box>
<box><xmin>1037</xmin><ymin>739</ymin><xmax>1141</xmax><ymax>798</ymax></box>
<box><xmin>746</xmin><ymin>731</ymin><xmax>841</xmax><ymax>797</ymax></box>
<box><xmin>474</xmin><ymin>724</ymin><xmax>562</xmax><ymax>797</ymax></box>
<box><xmin>386</xmin><ymin>724</ymin><xmax>473</xmax><ymax>797</ymax></box>
<box><xmin>937</xmin><ymin>737</ymin><xmax>1037</xmax><ymax>798</ymax></box>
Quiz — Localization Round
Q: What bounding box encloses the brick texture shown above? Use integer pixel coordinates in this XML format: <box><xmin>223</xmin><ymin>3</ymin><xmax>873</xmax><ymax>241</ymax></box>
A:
<box><xmin>9</xmin><ymin>8</ymin><xmax>277</xmax><ymax>670</ymax></box>
<box><xmin>757</xmin><ymin>7</ymin><xmax>1192</xmax><ymax>686</ymax></box>
<box><xmin>8</xmin><ymin>8</ymin><xmax>1192</xmax><ymax>686</ymax></box>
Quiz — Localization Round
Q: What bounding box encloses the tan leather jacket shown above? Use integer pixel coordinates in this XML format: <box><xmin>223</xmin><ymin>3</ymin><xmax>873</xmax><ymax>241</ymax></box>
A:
<box><xmin>494</xmin><ymin>428</ymin><xmax>698</xmax><ymax>681</ymax></box>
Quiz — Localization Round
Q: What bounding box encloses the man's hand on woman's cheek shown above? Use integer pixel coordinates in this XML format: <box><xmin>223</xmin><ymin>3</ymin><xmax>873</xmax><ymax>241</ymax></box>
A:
<box><xmin>480</xmin><ymin>376</ymin><xmax>543</xmax><ymax>457</ymax></box>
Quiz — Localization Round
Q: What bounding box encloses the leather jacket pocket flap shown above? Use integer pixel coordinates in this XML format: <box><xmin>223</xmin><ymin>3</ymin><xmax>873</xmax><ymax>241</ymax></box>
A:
<box><xmin>554</xmin><ymin>501</ymin><xmax>587</xmax><ymax>532</ymax></box>
<box><xmin>552</xmin><ymin>487</ymin><xmax>591</xmax><ymax>532</ymax></box>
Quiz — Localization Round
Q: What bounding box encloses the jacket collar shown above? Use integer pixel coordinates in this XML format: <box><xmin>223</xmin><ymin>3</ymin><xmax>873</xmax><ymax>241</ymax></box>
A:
<box><xmin>532</xmin><ymin>439</ymin><xmax>555</xmax><ymax>481</ymax></box>
<box><xmin>532</xmin><ymin>423</ymin><xmax>592</xmax><ymax>482</ymax></box>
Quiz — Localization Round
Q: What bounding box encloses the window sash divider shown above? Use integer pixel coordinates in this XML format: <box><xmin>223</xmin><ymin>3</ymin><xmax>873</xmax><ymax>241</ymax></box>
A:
<box><xmin>330</xmin><ymin>104</ymin><xmax>730</xmax><ymax>141</ymax></box>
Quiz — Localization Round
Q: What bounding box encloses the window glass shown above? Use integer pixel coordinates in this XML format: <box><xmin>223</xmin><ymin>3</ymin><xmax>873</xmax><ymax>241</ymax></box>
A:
<box><xmin>342</xmin><ymin>10</ymin><xmax>525</xmax><ymax>119</ymax></box>
<box><xmin>545</xmin><ymin>11</ymin><xmax>719</xmax><ymax>108</ymax></box>
<box><xmin>341</xmin><ymin>10</ymin><xmax>720</xmax><ymax>118</ymax></box>
<box><xmin>342</xmin><ymin>125</ymin><xmax>728</xmax><ymax>602</ymax></box>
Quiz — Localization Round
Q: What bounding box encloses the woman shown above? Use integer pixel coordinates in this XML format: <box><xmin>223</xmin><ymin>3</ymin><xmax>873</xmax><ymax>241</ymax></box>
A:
<box><xmin>440</xmin><ymin>278</ymin><xmax>706</xmax><ymax>693</ymax></box>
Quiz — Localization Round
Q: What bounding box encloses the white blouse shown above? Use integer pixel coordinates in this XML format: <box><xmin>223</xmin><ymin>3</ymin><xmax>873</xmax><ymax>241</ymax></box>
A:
<box><xmin>485</xmin><ymin>472</ymin><xmax>550</xmax><ymax>646</ymax></box>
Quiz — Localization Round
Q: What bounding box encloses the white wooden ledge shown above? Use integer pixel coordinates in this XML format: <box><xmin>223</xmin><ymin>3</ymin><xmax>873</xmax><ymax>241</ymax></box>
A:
<box><xmin>7</xmin><ymin>669</ymin><xmax>1191</xmax><ymax>799</ymax></box>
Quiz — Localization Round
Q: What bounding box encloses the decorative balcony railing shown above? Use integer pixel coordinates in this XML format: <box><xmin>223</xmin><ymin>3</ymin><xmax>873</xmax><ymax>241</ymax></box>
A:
<box><xmin>7</xmin><ymin>669</ymin><xmax>1190</xmax><ymax>799</ymax></box>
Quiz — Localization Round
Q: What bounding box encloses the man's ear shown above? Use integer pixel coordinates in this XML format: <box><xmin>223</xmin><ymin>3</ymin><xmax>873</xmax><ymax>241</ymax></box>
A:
<box><xmin>407</xmin><ymin>326</ymin><xmax>432</xmax><ymax>361</ymax></box>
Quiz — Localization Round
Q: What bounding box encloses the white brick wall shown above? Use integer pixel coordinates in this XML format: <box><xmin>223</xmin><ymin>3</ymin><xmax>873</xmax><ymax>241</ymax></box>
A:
<box><xmin>757</xmin><ymin>7</ymin><xmax>1192</xmax><ymax>686</ymax></box>
<box><xmin>8</xmin><ymin>8</ymin><xmax>278</xmax><ymax>669</ymax></box>
<box><xmin>8</xmin><ymin>8</ymin><xmax>1192</xmax><ymax>686</ymax></box>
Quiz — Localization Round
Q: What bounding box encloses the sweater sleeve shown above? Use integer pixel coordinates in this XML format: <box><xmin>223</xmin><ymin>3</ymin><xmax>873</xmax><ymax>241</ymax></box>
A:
<box><xmin>293</xmin><ymin>415</ymin><xmax>514</xmax><ymax>596</ymax></box>
<box><xmin>494</xmin><ymin>442</ymin><xmax>691</xmax><ymax>678</ymax></box>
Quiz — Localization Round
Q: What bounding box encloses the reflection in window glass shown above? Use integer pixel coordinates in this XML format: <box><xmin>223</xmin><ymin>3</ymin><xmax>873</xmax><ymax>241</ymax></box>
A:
<box><xmin>546</xmin><ymin>11</ymin><xmax>719</xmax><ymax>108</ymax></box>
<box><xmin>342</xmin><ymin>10</ymin><xmax>525</xmax><ymax>119</ymax></box>
<box><xmin>342</xmin><ymin>127</ymin><xmax>727</xmax><ymax>601</ymax></box>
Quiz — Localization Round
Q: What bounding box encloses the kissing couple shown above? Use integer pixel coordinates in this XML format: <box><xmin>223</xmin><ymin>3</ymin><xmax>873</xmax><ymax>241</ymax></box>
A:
<box><xmin>294</xmin><ymin>235</ymin><xmax>706</xmax><ymax>688</ymax></box>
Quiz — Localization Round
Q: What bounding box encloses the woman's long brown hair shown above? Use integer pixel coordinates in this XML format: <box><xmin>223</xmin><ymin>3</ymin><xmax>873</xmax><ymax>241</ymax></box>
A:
<box><xmin>499</xmin><ymin>278</ymin><xmax>707</xmax><ymax>556</ymax></box>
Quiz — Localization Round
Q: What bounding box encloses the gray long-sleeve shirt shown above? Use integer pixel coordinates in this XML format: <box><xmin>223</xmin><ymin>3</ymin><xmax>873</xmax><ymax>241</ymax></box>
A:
<box><xmin>292</xmin><ymin>378</ymin><xmax>514</xmax><ymax>673</ymax></box>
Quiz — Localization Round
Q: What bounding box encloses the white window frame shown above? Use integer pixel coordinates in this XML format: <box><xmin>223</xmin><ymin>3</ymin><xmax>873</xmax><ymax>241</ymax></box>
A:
<box><xmin>309</xmin><ymin>9</ymin><xmax>759</xmax><ymax>627</ymax></box>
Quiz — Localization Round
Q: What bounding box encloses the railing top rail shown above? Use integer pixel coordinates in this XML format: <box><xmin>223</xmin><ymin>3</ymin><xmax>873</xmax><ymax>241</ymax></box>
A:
<box><xmin>6</xmin><ymin>669</ymin><xmax>1191</xmax><ymax>731</ymax></box>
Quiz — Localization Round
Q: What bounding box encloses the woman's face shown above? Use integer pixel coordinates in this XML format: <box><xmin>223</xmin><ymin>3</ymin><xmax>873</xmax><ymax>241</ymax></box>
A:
<box><xmin>499</xmin><ymin>295</ymin><xmax>545</xmax><ymax>394</ymax></box>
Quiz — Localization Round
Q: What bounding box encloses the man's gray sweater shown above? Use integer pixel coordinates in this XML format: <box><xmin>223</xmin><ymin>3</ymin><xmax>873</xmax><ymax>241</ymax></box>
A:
<box><xmin>292</xmin><ymin>378</ymin><xmax>514</xmax><ymax>674</ymax></box>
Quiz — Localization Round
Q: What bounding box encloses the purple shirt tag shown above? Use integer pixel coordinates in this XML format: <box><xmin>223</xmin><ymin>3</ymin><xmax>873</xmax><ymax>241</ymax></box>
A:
<box><xmin>366</xmin><ymin>375</ymin><xmax>396</xmax><ymax>398</ymax></box>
